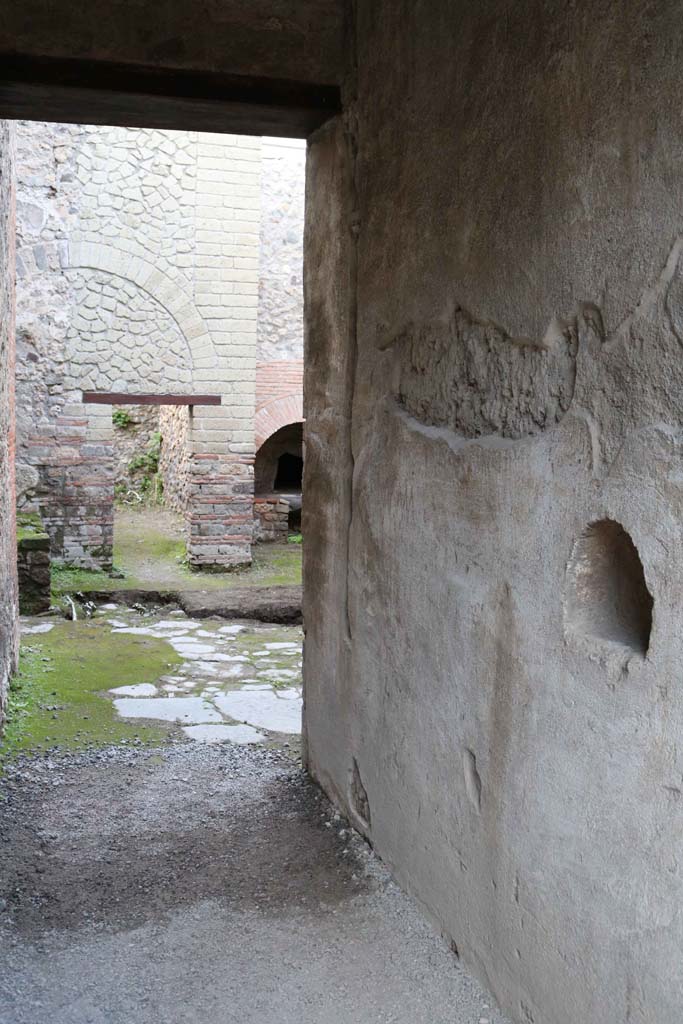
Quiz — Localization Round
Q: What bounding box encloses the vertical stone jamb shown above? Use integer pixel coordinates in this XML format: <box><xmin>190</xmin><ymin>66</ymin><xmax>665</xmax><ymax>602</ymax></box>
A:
<box><xmin>301</xmin><ymin>115</ymin><xmax>358</xmax><ymax>790</ymax></box>
<box><xmin>0</xmin><ymin>120</ymin><xmax>19</xmax><ymax>724</ymax></box>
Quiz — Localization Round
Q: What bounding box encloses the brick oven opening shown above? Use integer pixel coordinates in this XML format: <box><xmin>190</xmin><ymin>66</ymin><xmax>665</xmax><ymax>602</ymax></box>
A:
<box><xmin>254</xmin><ymin>421</ymin><xmax>304</xmax><ymax>536</ymax></box>
<box><xmin>274</xmin><ymin>452</ymin><xmax>303</xmax><ymax>491</ymax></box>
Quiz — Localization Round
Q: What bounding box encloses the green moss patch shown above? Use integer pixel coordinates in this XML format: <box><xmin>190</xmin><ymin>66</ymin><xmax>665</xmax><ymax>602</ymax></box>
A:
<box><xmin>16</xmin><ymin>511</ymin><xmax>48</xmax><ymax>544</ymax></box>
<box><xmin>1</xmin><ymin>621</ymin><xmax>183</xmax><ymax>761</ymax></box>
<box><xmin>51</xmin><ymin>564</ymin><xmax>120</xmax><ymax>596</ymax></box>
<box><xmin>249</xmin><ymin>544</ymin><xmax>302</xmax><ymax>586</ymax></box>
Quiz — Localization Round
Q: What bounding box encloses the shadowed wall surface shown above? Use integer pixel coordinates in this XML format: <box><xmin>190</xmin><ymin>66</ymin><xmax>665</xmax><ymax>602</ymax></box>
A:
<box><xmin>303</xmin><ymin>3</ymin><xmax>683</xmax><ymax>1022</ymax></box>
<box><xmin>0</xmin><ymin>121</ymin><xmax>18</xmax><ymax>719</ymax></box>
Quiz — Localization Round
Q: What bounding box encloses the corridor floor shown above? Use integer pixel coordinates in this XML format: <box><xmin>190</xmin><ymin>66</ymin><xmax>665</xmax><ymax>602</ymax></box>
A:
<box><xmin>0</xmin><ymin>742</ymin><xmax>511</xmax><ymax>1024</ymax></box>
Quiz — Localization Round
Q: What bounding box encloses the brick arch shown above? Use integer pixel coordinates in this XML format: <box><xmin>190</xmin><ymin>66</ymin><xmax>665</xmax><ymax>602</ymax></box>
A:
<box><xmin>255</xmin><ymin>394</ymin><xmax>304</xmax><ymax>450</ymax></box>
<box><xmin>15</xmin><ymin>238</ymin><xmax>219</xmax><ymax>375</ymax></box>
<box><xmin>66</xmin><ymin>240</ymin><xmax>217</xmax><ymax>365</ymax></box>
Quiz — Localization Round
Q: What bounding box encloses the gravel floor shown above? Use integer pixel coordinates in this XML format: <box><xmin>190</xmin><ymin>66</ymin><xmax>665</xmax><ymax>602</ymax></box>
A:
<box><xmin>0</xmin><ymin>743</ymin><xmax>511</xmax><ymax>1024</ymax></box>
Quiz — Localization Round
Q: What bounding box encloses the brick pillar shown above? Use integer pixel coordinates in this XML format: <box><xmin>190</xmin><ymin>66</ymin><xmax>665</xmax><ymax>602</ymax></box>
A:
<box><xmin>187</xmin><ymin>403</ymin><xmax>255</xmax><ymax>570</ymax></box>
<box><xmin>37</xmin><ymin>401</ymin><xmax>114</xmax><ymax>570</ymax></box>
<box><xmin>187</xmin><ymin>449</ymin><xmax>253</xmax><ymax>570</ymax></box>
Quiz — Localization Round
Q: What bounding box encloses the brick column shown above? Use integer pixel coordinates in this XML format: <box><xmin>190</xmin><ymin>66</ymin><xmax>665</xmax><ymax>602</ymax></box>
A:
<box><xmin>36</xmin><ymin>401</ymin><xmax>114</xmax><ymax>570</ymax></box>
<box><xmin>187</xmin><ymin>447</ymin><xmax>253</xmax><ymax>569</ymax></box>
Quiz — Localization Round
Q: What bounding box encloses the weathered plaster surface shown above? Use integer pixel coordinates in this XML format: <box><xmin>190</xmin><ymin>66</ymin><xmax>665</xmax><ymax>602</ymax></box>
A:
<box><xmin>302</xmin><ymin>115</ymin><xmax>356</xmax><ymax>802</ymax></box>
<box><xmin>304</xmin><ymin>4</ymin><xmax>683</xmax><ymax>1022</ymax></box>
<box><xmin>0</xmin><ymin>121</ymin><xmax>18</xmax><ymax>719</ymax></box>
<box><xmin>396</xmin><ymin>306</ymin><xmax>577</xmax><ymax>440</ymax></box>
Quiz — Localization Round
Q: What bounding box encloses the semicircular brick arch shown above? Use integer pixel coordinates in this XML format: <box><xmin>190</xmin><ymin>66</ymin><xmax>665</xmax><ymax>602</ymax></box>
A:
<box><xmin>255</xmin><ymin>393</ymin><xmax>304</xmax><ymax>450</ymax></box>
<box><xmin>66</xmin><ymin>241</ymin><xmax>217</xmax><ymax>366</ymax></box>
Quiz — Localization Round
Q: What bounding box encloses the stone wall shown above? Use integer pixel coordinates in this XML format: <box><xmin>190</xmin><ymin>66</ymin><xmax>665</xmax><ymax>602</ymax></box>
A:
<box><xmin>17</xmin><ymin>522</ymin><xmax>51</xmax><ymax>616</ymax></box>
<box><xmin>303</xmin><ymin>6</ymin><xmax>683</xmax><ymax>1023</ymax></box>
<box><xmin>257</xmin><ymin>138</ymin><xmax>305</xmax><ymax>363</ymax></box>
<box><xmin>253</xmin><ymin>495</ymin><xmax>290</xmax><ymax>542</ymax></box>
<box><xmin>186</xmin><ymin>132</ymin><xmax>260</xmax><ymax>568</ymax></box>
<box><xmin>158</xmin><ymin>405</ymin><xmax>191</xmax><ymax>515</ymax></box>
<box><xmin>253</xmin><ymin>140</ymin><xmax>305</xmax><ymax>492</ymax></box>
<box><xmin>111</xmin><ymin>405</ymin><xmax>160</xmax><ymax>489</ymax></box>
<box><xmin>15</xmin><ymin>123</ymin><xmax>307</xmax><ymax>569</ymax></box>
<box><xmin>0</xmin><ymin>120</ymin><xmax>18</xmax><ymax>721</ymax></box>
<box><xmin>14</xmin><ymin>123</ymin><xmax>264</xmax><ymax>570</ymax></box>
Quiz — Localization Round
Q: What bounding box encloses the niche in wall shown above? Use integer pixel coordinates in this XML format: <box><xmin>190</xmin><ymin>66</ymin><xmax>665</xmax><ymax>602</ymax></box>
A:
<box><xmin>565</xmin><ymin>519</ymin><xmax>653</xmax><ymax>655</ymax></box>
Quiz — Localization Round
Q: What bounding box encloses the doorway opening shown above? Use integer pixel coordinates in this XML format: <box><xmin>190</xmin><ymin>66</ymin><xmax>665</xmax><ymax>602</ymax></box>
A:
<box><xmin>10</xmin><ymin>119</ymin><xmax>305</xmax><ymax>757</ymax></box>
<box><xmin>13</xmin><ymin>121</ymin><xmax>305</xmax><ymax>584</ymax></box>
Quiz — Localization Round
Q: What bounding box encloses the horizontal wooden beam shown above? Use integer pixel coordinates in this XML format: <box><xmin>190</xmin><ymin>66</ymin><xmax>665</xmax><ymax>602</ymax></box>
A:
<box><xmin>83</xmin><ymin>391</ymin><xmax>221</xmax><ymax>407</ymax></box>
<box><xmin>0</xmin><ymin>54</ymin><xmax>341</xmax><ymax>137</ymax></box>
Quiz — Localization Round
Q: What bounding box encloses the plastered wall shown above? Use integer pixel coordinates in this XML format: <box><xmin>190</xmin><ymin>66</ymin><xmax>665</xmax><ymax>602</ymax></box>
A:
<box><xmin>0</xmin><ymin>121</ymin><xmax>18</xmax><ymax>719</ymax></box>
<box><xmin>304</xmin><ymin>4</ymin><xmax>683</xmax><ymax>1022</ymax></box>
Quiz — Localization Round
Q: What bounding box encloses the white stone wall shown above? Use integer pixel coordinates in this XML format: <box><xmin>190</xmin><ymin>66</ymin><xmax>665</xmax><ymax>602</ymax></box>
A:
<box><xmin>257</xmin><ymin>138</ymin><xmax>305</xmax><ymax>363</ymax></box>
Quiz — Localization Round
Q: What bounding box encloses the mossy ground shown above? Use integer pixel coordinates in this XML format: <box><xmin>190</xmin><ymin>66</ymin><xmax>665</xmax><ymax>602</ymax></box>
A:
<box><xmin>0</xmin><ymin>621</ymin><xmax>183</xmax><ymax>761</ymax></box>
<box><xmin>51</xmin><ymin>507</ymin><xmax>302</xmax><ymax>596</ymax></box>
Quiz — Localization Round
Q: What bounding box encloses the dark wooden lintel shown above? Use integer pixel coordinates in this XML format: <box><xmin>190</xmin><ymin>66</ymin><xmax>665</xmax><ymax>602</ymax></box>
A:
<box><xmin>0</xmin><ymin>54</ymin><xmax>341</xmax><ymax>137</ymax></box>
<box><xmin>83</xmin><ymin>391</ymin><xmax>221</xmax><ymax>407</ymax></box>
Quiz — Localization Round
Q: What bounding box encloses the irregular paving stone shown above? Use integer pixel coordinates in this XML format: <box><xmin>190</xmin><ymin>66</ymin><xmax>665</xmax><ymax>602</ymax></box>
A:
<box><xmin>21</xmin><ymin>622</ymin><xmax>55</xmax><ymax>635</ymax></box>
<box><xmin>181</xmin><ymin>723</ymin><xmax>266</xmax><ymax>745</ymax></box>
<box><xmin>113</xmin><ymin>697</ymin><xmax>223</xmax><ymax>725</ymax></box>
<box><xmin>213</xmin><ymin>689</ymin><xmax>302</xmax><ymax>735</ymax></box>
<box><xmin>109</xmin><ymin>683</ymin><xmax>159</xmax><ymax>697</ymax></box>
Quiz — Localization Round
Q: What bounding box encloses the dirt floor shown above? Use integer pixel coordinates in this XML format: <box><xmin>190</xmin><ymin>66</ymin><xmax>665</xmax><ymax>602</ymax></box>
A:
<box><xmin>0</xmin><ymin>607</ymin><xmax>511</xmax><ymax>1023</ymax></box>
<box><xmin>51</xmin><ymin>506</ymin><xmax>302</xmax><ymax>596</ymax></box>
<box><xmin>0</xmin><ymin>744</ymin><xmax>510</xmax><ymax>1024</ymax></box>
